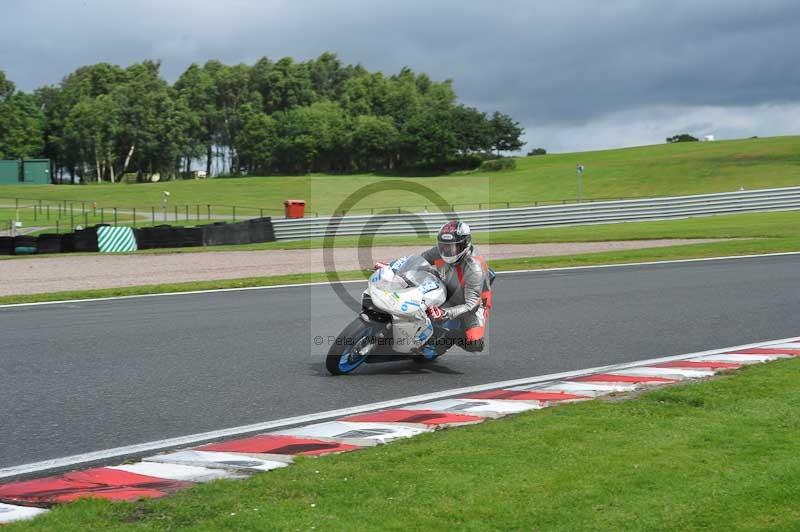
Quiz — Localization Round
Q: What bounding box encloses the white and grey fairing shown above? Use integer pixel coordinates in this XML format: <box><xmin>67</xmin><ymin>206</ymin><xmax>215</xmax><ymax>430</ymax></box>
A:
<box><xmin>362</xmin><ymin>255</ymin><xmax>446</xmax><ymax>353</ymax></box>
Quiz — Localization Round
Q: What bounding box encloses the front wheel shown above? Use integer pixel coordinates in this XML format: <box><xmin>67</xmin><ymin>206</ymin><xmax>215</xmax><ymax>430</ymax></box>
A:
<box><xmin>326</xmin><ymin>318</ymin><xmax>376</xmax><ymax>375</ymax></box>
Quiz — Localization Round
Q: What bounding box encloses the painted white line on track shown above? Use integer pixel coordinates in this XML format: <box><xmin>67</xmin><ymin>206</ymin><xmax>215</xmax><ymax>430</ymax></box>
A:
<box><xmin>494</xmin><ymin>250</ymin><xmax>800</xmax><ymax>276</ymax></box>
<box><xmin>1</xmin><ymin>250</ymin><xmax>798</xmax><ymax>309</ymax></box>
<box><xmin>2</xmin><ymin>335</ymin><xmax>797</xmax><ymax>481</ymax></box>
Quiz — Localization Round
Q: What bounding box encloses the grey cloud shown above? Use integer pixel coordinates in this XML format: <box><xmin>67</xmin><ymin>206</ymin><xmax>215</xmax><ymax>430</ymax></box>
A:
<box><xmin>1</xmin><ymin>0</ymin><xmax>798</xmax><ymax>151</ymax></box>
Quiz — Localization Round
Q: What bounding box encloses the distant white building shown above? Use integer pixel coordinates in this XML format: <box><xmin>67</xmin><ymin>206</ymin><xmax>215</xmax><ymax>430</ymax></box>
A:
<box><xmin>702</xmin><ymin>134</ymin><xmax>715</xmax><ymax>141</ymax></box>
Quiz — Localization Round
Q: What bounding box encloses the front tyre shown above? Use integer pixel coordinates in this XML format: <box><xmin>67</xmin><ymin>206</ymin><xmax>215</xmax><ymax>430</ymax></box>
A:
<box><xmin>325</xmin><ymin>318</ymin><xmax>376</xmax><ymax>375</ymax></box>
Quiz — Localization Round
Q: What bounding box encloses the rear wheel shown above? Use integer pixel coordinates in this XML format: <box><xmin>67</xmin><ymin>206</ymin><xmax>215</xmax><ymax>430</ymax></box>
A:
<box><xmin>326</xmin><ymin>319</ymin><xmax>376</xmax><ymax>375</ymax></box>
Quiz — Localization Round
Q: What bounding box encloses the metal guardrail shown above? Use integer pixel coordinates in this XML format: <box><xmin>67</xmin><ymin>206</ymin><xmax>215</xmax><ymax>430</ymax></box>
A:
<box><xmin>272</xmin><ymin>187</ymin><xmax>800</xmax><ymax>240</ymax></box>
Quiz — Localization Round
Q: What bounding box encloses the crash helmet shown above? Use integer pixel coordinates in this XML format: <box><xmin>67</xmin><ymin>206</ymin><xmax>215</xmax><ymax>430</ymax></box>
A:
<box><xmin>437</xmin><ymin>220</ymin><xmax>472</xmax><ymax>264</ymax></box>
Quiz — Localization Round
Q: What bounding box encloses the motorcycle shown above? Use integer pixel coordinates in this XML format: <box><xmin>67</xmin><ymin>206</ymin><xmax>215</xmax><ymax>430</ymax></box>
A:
<box><xmin>325</xmin><ymin>255</ymin><xmax>492</xmax><ymax>375</ymax></box>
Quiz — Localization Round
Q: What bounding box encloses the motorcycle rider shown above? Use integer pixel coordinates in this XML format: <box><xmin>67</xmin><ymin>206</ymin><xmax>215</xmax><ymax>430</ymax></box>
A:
<box><xmin>419</xmin><ymin>220</ymin><xmax>492</xmax><ymax>356</ymax></box>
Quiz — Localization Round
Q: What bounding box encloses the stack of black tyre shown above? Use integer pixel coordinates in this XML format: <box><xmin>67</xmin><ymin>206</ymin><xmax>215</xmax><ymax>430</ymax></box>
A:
<box><xmin>247</xmin><ymin>217</ymin><xmax>276</xmax><ymax>243</ymax></box>
<box><xmin>134</xmin><ymin>225</ymin><xmax>204</xmax><ymax>249</ymax></box>
<box><xmin>74</xmin><ymin>226</ymin><xmax>101</xmax><ymax>252</ymax></box>
<box><xmin>37</xmin><ymin>234</ymin><xmax>63</xmax><ymax>254</ymax></box>
<box><xmin>0</xmin><ymin>236</ymin><xmax>13</xmax><ymax>255</ymax></box>
<box><xmin>12</xmin><ymin>235</ymin><xmax>38</xmax><ymax>255</ymax></box>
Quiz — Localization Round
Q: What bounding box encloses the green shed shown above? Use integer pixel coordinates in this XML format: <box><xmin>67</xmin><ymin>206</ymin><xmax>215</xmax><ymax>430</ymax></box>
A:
<box><xmin>0</xmin><ymin>160</ymin><xmax>21</xmax><ymax>184</ymax></box>
<box><xmin>22</xmin><ymin>159</ymin><xmax>51</xmax><ymax>184</ymax></box>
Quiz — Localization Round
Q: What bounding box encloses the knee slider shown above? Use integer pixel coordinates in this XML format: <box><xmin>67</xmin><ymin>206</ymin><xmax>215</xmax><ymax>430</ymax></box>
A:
<box><xmin>464</xmin><ymin>338</ymin><xmax>484</xmax><ymax>352</ymax></box>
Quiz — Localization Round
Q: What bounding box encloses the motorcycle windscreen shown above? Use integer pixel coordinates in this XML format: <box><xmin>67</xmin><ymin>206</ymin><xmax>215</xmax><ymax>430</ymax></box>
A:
<box><xmin>370</xmin><ymin>267</ymin><xmax>408</xmax><ymax>292</ymax></box>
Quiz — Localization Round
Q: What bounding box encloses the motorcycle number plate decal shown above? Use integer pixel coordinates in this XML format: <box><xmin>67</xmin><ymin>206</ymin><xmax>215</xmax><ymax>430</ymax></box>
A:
<box><xmin>419</xmin><ymin>280</ymin><xmax>439</xmax><ymax>293</ymax></box>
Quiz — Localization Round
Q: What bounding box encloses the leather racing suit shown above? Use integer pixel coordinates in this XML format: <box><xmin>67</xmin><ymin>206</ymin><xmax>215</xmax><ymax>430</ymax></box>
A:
<box><xmin>421</xmin><ymin>245</ymin><xmax>492</xmax><ymax>352</ymax></box>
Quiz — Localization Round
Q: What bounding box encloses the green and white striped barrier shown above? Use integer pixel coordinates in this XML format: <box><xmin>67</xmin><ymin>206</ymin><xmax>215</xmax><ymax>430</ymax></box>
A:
<box><xmin>97</xmin><ymin>226</ymin><xmax>137</xmax><ymax>253</ymax></box>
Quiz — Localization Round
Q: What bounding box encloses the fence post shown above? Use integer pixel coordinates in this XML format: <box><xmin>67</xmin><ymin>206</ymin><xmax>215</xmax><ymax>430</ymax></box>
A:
<box><xmin>84</xmin><ymin>212</ymin><xmax>88</xmax><ymax>228</ymax></box>
<box><xmin>174</xmin><ymin>205</ymin><xmax>178</xmax><ymax>222</ymax></box>
<box><xmin>260</xmin><ymin>208</ymin><xmax>264</xmax><ymax>218</ymax></box>
<box><xmin>207</xmin><ymin>204</ymin><xmax>211</xmax><ymax>220</ymax></box>
<box><xmin>114</xmin><ymin>208</ymin><xmax>118</xmax><ymax>226</ymax></box>
<box><xmin>101</xmin><ymin>208</ymin><xmax>104</xmax><ymax>224</ymax></box>
<box><xmin>233</xmin><ymin>206</ymin><xmax>236</xmax><ymax>222</ymax></box>
<box><xmin>46</xmin><ymin>204</ymin><xmax>50</xmax><ymax>221</ymax></box>
<box><xmin>196</xmin><ymin>205</ymin><xmax>200</xmax><ymax>221</ymax></box>
<box><xmin>185</xmin><ymin>205</ymin><xmax>189</xmax><ymax>221</ymax></box>
<box><xmin>56</xmin><ymin>220</ymin><xmax>59</xmax><ymax>235</ymax></box>
<box><xmin>132</xmin><ymin>208</ymin><xmax>136</xmax><ymax>228</ymax></box>
<box><xmin>151</xmin><ymin>206</ymin><xmax>155</xmax><ymax>225</ymax></box>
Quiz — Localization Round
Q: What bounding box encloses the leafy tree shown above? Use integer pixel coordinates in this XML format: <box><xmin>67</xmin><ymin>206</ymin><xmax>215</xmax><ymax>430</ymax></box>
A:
<box><xmin>0</xmin><ymin>72</ymin><xmax>45</xmax><ymax>160</ymax></box>
<box><xmin>65</xmin><ymin>94</ymin><xmax>119</xmax><ymax>182</ymax></box>
<box><xmin>489</xmin><ymin>111</ymin><xmax>525</xmax><ymax>154</ymax></box>
<box><xmin>340</xmin><ymin>72</ymin><xmax>389</xmax><ymax>117</ymax></box>
<box><xmin>175</xmin><ymin>63</ymin><xmax>218</xmax><ymax>176</ymax></box>
<box><xmin>235</xmin><ymin>106</ymin><xmax>277</xmax><ymax>174</ymax></box>
<box><xmin>308</xmin><ymin>52</ymin><xmax>350</xmax><ymax>101</ymax></box>
<box><xmin>401</xmin><ymin>103</ymin><xmax>458</xmax><ymax>168</ymax></box>
<box><xmin>5</xmin><ymin>54</ymin><xmax>526</xmax><ymax>178</ymax></box>
<box><xmin>351</xmin><ymin>115</ymin><xmax>400</xmax><ymax>170</ymax></box>
<box><xmin>527</xmin><ymin>147</ymin><xmax>547</xmax><ymax>156</ymax></box>
<box><xmin>452</xmin><ymin>105</ymin><xmax>492</xmax><ymax>155</ymax></box>
<box><xmin>263</xmin><ymin>57</ymin><xmax>315</xmax><ymax>113</ymax></box>
<box><xmin>276</xmin><ymin>101</ymin><xmax>350</xmax><ymax>173</ymax></box>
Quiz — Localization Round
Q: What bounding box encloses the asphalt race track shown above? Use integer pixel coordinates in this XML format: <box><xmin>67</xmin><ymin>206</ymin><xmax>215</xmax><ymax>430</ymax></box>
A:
<box><xmin>1</xmin><ymin>254</ymin><xmax>798</xmax><ymax>469</ymax></box>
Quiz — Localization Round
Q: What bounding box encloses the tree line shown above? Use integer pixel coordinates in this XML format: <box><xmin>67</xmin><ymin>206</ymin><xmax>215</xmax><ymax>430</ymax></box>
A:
<box><xmin>0</xmin><ymin>53</ymin><xmax>525</xmax><ymax>182</ymax></box>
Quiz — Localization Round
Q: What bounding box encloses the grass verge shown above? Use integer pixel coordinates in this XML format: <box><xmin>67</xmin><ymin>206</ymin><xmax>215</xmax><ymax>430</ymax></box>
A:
<box><xmin>0</xmin><ymin>136</ymin><xmax>798</xmax><ymax>216</ymax></box>
<box><xmin>8</xmin><ymin>358</ymin><xmax>800</xmax><ymax>531</ymax></box>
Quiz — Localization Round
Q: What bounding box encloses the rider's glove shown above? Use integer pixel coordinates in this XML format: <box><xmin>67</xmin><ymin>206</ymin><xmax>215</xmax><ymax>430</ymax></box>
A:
<box><xmin>426</xmin><ymin>305</ymin><xmax>446</xmax><ymax>321</ymax></box>
<box><xmin>373</xmin><ymin>262</ymin><xmax>388</xmax><ymax>271</ymax></box>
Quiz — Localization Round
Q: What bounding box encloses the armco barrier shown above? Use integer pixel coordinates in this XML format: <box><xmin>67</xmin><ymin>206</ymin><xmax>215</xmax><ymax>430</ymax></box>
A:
<box><xmin>272</xmin><ymin>187</ymin><xmax>800</xmax><ymax>240</ymax></box>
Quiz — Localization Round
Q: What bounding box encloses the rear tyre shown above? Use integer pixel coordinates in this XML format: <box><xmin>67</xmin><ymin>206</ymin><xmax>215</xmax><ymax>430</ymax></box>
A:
<box><xmin>325</xmin><ymin>318</ymin><xmax>375</xmax><ymax>376</ymax></box>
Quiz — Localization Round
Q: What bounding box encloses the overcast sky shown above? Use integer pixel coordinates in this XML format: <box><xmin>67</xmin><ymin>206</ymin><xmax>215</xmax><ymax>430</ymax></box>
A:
<box><xmin>2</xmin><ymin>0</ymin><xmax>799</xmax><ymax>152</ymax></box>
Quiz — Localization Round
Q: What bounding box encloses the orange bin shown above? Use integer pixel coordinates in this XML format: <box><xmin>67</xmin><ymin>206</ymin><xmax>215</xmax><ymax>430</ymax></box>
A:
<box><xmin>283</xmin><ymin>199</ymin><xmax>306</xmax><ymax>219</ymax></box>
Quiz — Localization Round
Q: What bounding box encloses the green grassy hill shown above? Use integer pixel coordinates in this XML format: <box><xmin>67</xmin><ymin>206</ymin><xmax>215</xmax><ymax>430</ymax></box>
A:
<box><xmin>1</xmin><ymin>136</ymin><xmax>798</xmax><ymax>216</ymax></box>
